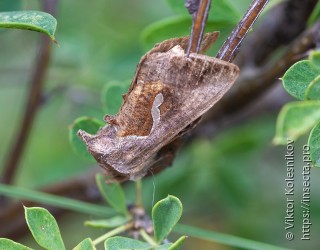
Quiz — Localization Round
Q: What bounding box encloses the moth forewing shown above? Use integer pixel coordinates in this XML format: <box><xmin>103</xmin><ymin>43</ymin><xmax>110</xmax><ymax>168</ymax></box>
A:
<box><xmin>78</xmin><ymin>32</ymin><xmax>239</xmax><ymax>181</ymax></box>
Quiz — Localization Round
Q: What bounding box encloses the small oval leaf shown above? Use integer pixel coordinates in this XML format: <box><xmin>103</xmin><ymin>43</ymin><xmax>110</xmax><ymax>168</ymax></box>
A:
<box><xmin>102</xmin><ymin>81</ymin><xmax>130</xmax><ymax>115</ymax></box>
<box><xmin>84</xmin><ymin>216</ymin><xmax>129</xmax><ymax>228</ymax></box>
<box><xmin>96</xmin><ymin>174</ymin><xmax>128</xmax><ymax>215</ymax></box>
<box><xmin>308</xmin><ymin>122</ymin><xmax>320</xmax><ymax>167</ymax></box>
<box><xmin>152</xmin><ymin>195</ymin><xmax>183</xmax><ymax>243</ymax></box>
<box><xmin>0</xmin><ymin>11</ymin><xmax>57</xmax><ymax>41</ymax></box>
<box><xmin>69</xmin><ymin>117</ymin><xmax>104</xmax><ymax>160</ymax></box>
<box><xmin>282</xmin><ymin>60</ymin><xmax>320</xmax><ymax>100</ymax></box>
<box><xmin>0</xmin><ymin>238</ymin><xmax>33</xmax><ymax>250</ymax></box>
<box><xmin>273</xmin><ymin>101</ymin><xmax>320</xmax><ymax>144</ymax></box>
<box><xmin>168</xmin><ymin>236</ymin><xmax>187</xmax><ymax>250</ymax></box>
<box><xmin>73</xmin><ymin>238</ymin><xmax>96</xmax><ymax>250</ymax></box>
<box><xmin>104</xmin><ymin>236</ymin><xmax>151</xmax><ymax>250</ymax></box>
<box><xmin>24</xmin><ymin>207</ymin><xmax>66</xmax><ymax>250</ymax></box>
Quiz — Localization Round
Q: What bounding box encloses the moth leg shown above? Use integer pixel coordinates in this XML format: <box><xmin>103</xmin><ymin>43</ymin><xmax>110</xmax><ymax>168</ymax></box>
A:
<box><xmin>185</xmin><ymin>0</ymin><xmax>211</xmax><ymax>56</ymax></box>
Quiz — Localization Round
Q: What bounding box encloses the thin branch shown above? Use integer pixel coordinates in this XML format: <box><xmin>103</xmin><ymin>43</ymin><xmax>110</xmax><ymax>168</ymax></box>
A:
<box><xmin>1</xmin><ymin>0</ymin><xmax>58</xmax><ymax>185</ymax></box>
<box><xmin>195</xmin><ymin>20</ymin><xmax>320</xmax><ymax>137</ymax></box>
<box><xmin>186</xmin><ymin>0</ymin><xmax>211</xmax><ymax>56</ymax></box>
<box><xmin>217</xmin><ymin>0</ymin><xmax>270</xmax><ymax>62</ymax></box>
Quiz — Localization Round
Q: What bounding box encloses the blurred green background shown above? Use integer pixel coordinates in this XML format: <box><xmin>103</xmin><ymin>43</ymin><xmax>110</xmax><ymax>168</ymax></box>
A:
<box><xmin>1</xmin><ymin>0</ymin><xmax>320</xmax><ymax>249</ymax></box>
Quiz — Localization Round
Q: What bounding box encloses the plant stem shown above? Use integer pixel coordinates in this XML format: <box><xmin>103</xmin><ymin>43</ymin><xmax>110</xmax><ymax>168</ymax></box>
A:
<box><xmin>140</xmin><ymin>229</ymin><xmax>157</xmax><ymax>247</ymax></box>
<box><xmin>135</xmin><ymin>180</ymin><xmax>143</xmax><ymax>207</ymax></box>
<box><xmin>186</xmin><ymin>0</ymin><xmax>211</xmax><ymax>56</ymax></box>
<box><xmin>217</xmin><ymin>0</ymin><xmax>269</xmax><ymax>62</ymax></box>
<box><xmin>92</xmin><ymin>223</ymin><xmax>133</xmax><ymax>246</ymax></box>
<box><xmin>1</xmin><ymin>0</ymin><xmax>58</xmax><ymax>186</ymax></box>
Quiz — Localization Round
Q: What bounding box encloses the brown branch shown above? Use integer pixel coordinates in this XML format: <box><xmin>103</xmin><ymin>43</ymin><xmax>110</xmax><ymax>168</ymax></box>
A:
<box><xmin>186</xmin><ymin>0</ymin><xmax>211</xmax><ymax>55</ymax></box>
<box><xmin>217</xmin><ymin>0</ymin><xmax>270</xmax><ymax>62</ymax></box>
<box><xmin>194</xmin><ymin>0</ymin><xmax>319</xmax><ymax>136</ymax></box>
<box><xmin>1</xmin><ymin>0</ymin><xmax>58</xmax><ymax>185</ymax></box>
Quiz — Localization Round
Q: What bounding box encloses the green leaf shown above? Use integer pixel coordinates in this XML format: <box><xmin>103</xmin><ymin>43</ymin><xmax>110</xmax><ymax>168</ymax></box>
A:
<box><xmin>0</xmin><ymin>238</ymin><xmax>33</xmax><ymax>250</ymax></box>
<box><xmin>173</xmin><ymin>224</ymin><xmax>291</xmax><ymax>250</ymax></box>
<box><xmin>273</xmin><ymin>101</ymin><xmax>320</xmax><ymax>144</ymax></box>
<box><xmin>84</xmin><ymin>216</ymin><xmax>129</xmax><ymax>228</ymax></box>
<box><xmin>96</xmin><ymin>174</ymin><xmax>128</xmax><ymax>215</ymax></box>
<box><xmin>69</xmin><ymin>117</ymin><xmax>104</xmax><ymax>160</ymax></box>
<box><xmin>104</xmin><ymin>236</ymin><xmax>151</xmax><ymax>250</ymax></box>
<box><xmin>309</xmin><ymin>122</ymin><xmax>320</xmax><ymax>167</ymax></box>
<box><xmin>168</xmin><ymin>236</ymin><xmax>187</xmax><ymax>250</ymax></box>
<box><xmin>24</xmin><ymin>207</ymin><xmax>66</xmax><ymax>250</ymax></box>
<box><xmin>102</xmin><ymin>81</ymin><xmax>129</xmax><ymax>115</ymax></box>
<box><xmin>0</xmin><ymin>11</ymin><xmax>57</xmax><ymax>41</ymax></box>
<box><xmin>310</xmin><ymin>50</ymin><xmax>320</xmax><ymax>69</ymax></box>
<box><xmin>165</xmin><ymin>0</ymin><xmax>240</xmax><ymax>24</ymax></box>
<box><xmin>73</xmin><ymin>238</ymin><xmax>96</xmax><ymax>250</ymax></box>
<box><xmin>305</xmin><ymin>76</ymin><xmax>320</xmax><ymax>100</ymax></box>
<box><xmin>0</xmin><ymin>0</ymin><xmax>21</xmax><ymax>11</ymax></box>
<box><xmin>308</xmin><ymin>0</ymin><xmax>320</xmax><ymax>26</ymax></box>
<box><xmin>140</xmin><ymin>16</ymin><xmax>232</xmax><ymax>52</ymax></box>
<box><xmin>0</xmin><ymin>183</ymin><xmax>115</xmax><ymax>217</ymax></box>
<box><xmin>282</xmin><ymin>60</ymin><xmax>320</xmax><ymax>100</ymax></box>
<box><xmin>152</xmin><ymin>195</ymin><xmax>183</xmax><ymax>243</ymax></box>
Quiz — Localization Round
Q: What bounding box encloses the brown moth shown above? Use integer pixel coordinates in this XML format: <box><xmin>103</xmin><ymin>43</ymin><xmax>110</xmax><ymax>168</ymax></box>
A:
<box><xmin>78</xmin><ymin>32</ymin><xmax>239</xmax><ymax>181</ymax></box>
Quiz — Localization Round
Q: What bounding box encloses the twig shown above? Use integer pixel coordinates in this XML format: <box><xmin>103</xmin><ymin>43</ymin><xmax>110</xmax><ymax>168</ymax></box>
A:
<box><xmin>195</xmin><ymin>20</ymin><xmax>320</xmax><ymax>137</ymax></box>
<box><xmin>1</xmin><ymin>0</ymin><xmax>58</xmax><ymax>185</ymax></box>
<box><xmin>217</xmin><ymin>0</ymin><xmax>270</xmax><ymax>62</ymax></box>
<box><xmin>186</xmin><ymin>0</ymin><xmax>211</xmax><ymax>56</ymax></box>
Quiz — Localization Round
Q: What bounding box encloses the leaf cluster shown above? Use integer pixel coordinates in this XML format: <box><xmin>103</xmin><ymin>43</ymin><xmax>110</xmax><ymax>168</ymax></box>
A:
<box><xmin>274</xmin><ymin>51</ymin><xmax>320</xmax><ymax>167</ymax></box>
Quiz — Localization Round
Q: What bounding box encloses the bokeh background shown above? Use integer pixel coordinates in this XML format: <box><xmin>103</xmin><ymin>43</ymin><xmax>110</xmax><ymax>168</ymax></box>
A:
<box><xmin>1</xmin><ymin>0</ymin><xmax>320</xmax><ymax>249</ymax></box>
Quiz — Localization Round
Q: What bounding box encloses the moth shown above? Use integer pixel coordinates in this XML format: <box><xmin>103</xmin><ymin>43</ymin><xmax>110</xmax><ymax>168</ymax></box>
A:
<box><xmin>78</xmin><ymin>32</ymin><xmax>239</xmax><ymax>181</ymax></box>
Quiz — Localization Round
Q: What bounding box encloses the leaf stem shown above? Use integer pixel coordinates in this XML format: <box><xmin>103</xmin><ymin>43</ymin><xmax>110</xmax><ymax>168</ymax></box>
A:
<box><xmin>174</xmin><ymin>224</ymin><xmax>291</xmax><ymax>250</ymax></box>
<box><xmin>135</xmin><ymin>180</ymin><xmax>143</xmax><ymax>207</ymax></box>
<box><xmin>140</xmin><ymin>229</ymin><xmax>157</xmax><ymax>247</ymax></box>
<box><xmin>92</xmin><ymin>222</ymin><xmax>133</xmax><ymax>246</ymax></box>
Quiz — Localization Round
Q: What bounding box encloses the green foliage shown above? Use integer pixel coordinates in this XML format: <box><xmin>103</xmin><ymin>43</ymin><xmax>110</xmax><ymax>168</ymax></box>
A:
<box><xmin>0</xmin><ymin>183</ymin><xmax>114</xmax><ymax>217</ymax></box>
<box><xmin>0</xmin><ymin>11</ymin><xmax>57</xmax><ymax>41</ymax></box>
<box><xmin>308</xmin><ymin>0</ymin><xmax>320</xmax><ymax>26</ymax></box>
<box><xmin>168</xmin><ymin>236</ymin><xmax>187</xmax><ymax>250</ymax></box>
<box><xmin>24</xmin><ymin>207</ymin><xmax>66</xmax><ymax>250</ymax></box>
<box><xmin>141</xmin><ymin>0</ymin><xmax>239</xmax><ymax>51</ymax></box>
<box><xmin>69</xmin><ymin>117</ymin><xmax>104</xmax><ymax>160</ymax></box>
<box><xmin>0</xmin><ymin>0</ymin><xmax>21</xmax><ymax>11</ymax></box>
<box><xmin>0</xmin><ymin>238</ymin><xmax>32</xmax><ymax>250</ymax></box>
<box><xmin>282</xmin><ymin>60</ymin><xmax>320</xmax><ymax>100</ymax></box>
<box><xmin>96</xmin><ymin>174</ymin><xmax>129</xmax><ymax>216</ymax></box>
<box><xmin>275</xmin><ymin>50</ymin><xmax>320</xmax><ymax>167</ymax></box>
<box><xmin>165</xmin><ymin>0</ymin><xmax>241</xmax><ymax>24</ymax></box>
<box><xmin>73</xmin><ymin>238</ymin><xmax>96</xmax><ymax>250</ymax></box>
<box><xmin>273</xmin><ymin>101</ymin><xmax>320</xmax><ymax>144</ymax></box>
<box><xmin>85</xmin><ymin>216</ymin><xmax>130</xmax><ymax>229</ymax></box>
<box><xmin>152</xmin><ymin>195</ymin><xmax>183</xmax><ymax>243</ymax></box>
<box><xmin>309</xmin><ymin>122</ymin><xmax>320</xmax><ymax>167</ymax></box>
<box><xmin>173</xmin><ymin>224</ymin><xmax>291</xmax><ymax>250</ymax></box>
<box><xmin>104</xmin><ymin>236</ymin><xmax>151</xmax><ymax>250</ymax></box>
<box><xmin>102</xmin><ymin>81</ymin><xmax>130</xmax><ymax>115</ymax></box>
